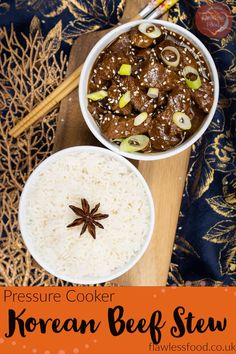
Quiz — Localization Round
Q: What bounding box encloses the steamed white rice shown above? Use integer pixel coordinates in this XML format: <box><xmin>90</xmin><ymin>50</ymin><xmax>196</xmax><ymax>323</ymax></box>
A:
<box><xmin>24</xmin><ymin>151</ymin><xmax>151</xmax><ymax>281</ymax></box>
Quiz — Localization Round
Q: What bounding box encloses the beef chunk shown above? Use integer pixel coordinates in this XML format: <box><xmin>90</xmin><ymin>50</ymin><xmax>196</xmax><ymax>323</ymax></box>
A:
<box><xmin>119</xmin><ymin>76</ymin><xmax>156</xmax><ymax>114</ymax></box>
<box><xmin>168</xmin><ymin>85</ymin><xmax>192</xmax><ymax>116</ymax></box>
<box><xmin>130</xmin><ymin>28</ymin><xmax>153</xmax><ymax>48</ymax></box>
<box><xmin>148</xmin><ymin>117</ymin><xmax>183</xmax><ymax>151</ymax></box>
<box><xmin>109</xmin><ymin>33</ymin><xmax>131</xmax><ymax>55</ymax></box>
<box><xmin>118</xmin><ymin>76</ymin><xmax>137</xmax><ymax>91</ymax></box>
<box><xmin>101</xmin><ymin>115</ymin><xmax>152</xmax><ymax>139</ymax></box>
<box><xmin>139</xmin><ymin>61</ymin><xmax>179</xmax><ymax>91</ymax></box>
<box><xmin>148</xmin><ymin>85</ymin><xmax>192</xmax><ymax>150</ymax></box>
<box><xmin>179</xmin><ymin>47</ymin><xmax>198</xmax><ymax>69</ymax></box>
<box><xmin>186</xmin><ymin>104</ymin><xmax>206</xmax><ymax>138</ymax></box>
<box><xmin>136</xmin><ymin>48</ymin><xmax>152</xmax><ymax>61</ymax></box>
<box><xmin>88</xmin><ymin>102</ymin><xmax>105</xmax><ymax>118</ymax></box>
<box><xmin>95</xmin><ymin>51</ymin><xmax>132</xmax><ymax>81</ymax></box>
<box><xmin>133</xmin><ymin>48</ymin><xmax>159</xmax><ymax>76</ymax></box>
<box><xmin>107</xmin><ymin>81</ymin><xmax>132</xmax><ymax>115</ymax></box>
<box><xmin>191</xmin><ymin>81</ymin><xmax>214</xmax><ymax>113</ymax></box>
<box><xmin>132</xmin><ymin>88</ymin><xmax>156</xmax><ymax>113</ymax></box>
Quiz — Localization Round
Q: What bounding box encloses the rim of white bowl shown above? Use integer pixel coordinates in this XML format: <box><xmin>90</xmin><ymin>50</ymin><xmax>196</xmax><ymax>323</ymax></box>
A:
<box><xmin>19</xmin><ymin>146</ymin><xmax>155</xmax><ymax>284</ymax></box>
<box><xmin>79</xmin><ymin>20</ymin><xmax>219</xmax><ymax>161</ymax></box>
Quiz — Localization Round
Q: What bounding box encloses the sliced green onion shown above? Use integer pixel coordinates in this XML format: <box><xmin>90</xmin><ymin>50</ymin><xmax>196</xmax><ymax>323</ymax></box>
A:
<box><xmin>118</xmin><ymin>64</ymin><xmax>132</xmax><ymax>76</ymax></box>
<box><xmin>183</xmin><ymin>66</ymin><xmax>202</xmax><ymax>90</ymax></box>
<box><xmin>134</xmin><ymin>112</ymin><xmax>148</xmax><ymax>126</ymax></box>
<box><xmin>147</xmin><ymin>88</ymin><xmax>159</xmax><ymax>98</ymax></box>
<box><xmin>86</xmin><ymin>90</ymin><xmax>108</xmax><ymax>101</ymax></box>
<box><xmin>138</xmin><ymin>23</ymin><xmax>162</xmax><ymax>39</ymax></box>
<box><xmin>161</xmin><ymin>46</ymin><xmax>180</xmax><ymax>67</ymax></box>
<box><xmin>119</xmin><ymin>91</ymin><xmax>131</xmax><ymax>108</ymax></box>
<box><xmin>173</xmin><ymin>112</ymin><xmax>192</xmax><ymax>130</ymax></box>
<box><xmin>120</xmin><ymin>135</ymin><xmax>150</xmax><ymax>152</ymax></box>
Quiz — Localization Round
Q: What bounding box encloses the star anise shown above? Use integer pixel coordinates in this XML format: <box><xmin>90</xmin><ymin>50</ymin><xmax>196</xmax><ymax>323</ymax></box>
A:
<box><xmin>67</xmin><ymin>199</ymin><xmax>109</xmax><ymax>239</ymax></box>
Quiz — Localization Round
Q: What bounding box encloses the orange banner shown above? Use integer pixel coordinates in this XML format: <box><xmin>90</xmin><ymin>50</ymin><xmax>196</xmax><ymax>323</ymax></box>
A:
<box><xmin>0</xmin><ymin>287</ymin><xmax>235</xmax><ymax>354</ymax></box>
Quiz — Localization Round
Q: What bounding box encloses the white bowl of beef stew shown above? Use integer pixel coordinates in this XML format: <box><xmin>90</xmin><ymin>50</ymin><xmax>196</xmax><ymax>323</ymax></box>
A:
<box><xmin>79</xmin><ymin>20</ymin><xmax>219</xmax><ymax>161</ymax></box>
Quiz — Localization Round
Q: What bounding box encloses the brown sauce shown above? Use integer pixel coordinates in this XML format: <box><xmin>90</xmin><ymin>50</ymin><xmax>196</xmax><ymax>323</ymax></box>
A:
<box><xmin>87</xmin><ymin>24</ymin><xmax>214</xmax><ymax>153</ymax></box>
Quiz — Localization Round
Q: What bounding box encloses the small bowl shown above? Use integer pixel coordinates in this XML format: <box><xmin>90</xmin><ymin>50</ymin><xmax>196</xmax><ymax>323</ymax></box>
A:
<box><xmin>79</xmin><ymin>20</ymin><xmax>219</xmax><ymax>161</ymax></box>
<box><xmin>19</xmin><ymin>146</ymin><xmax>155</xmax><ymax>284</ymax></box>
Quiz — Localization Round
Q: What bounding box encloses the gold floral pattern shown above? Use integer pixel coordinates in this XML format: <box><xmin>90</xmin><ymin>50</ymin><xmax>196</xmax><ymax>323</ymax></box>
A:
<box><xmin>0</xmin><ymin>17</ymin><xmax>70</xmax><ymax>286</ymax></box>
<box><xmin>0</xmin><ymin>1</ymin><xmax>124</xmax><ymax>286</ymax></box>
<box><xmin>168</xmin><ymin>0</ymin><xmax>236</xmax><ymax>286</ymax></box>
<box><xmin>14</xmin><ymin>0</ymin><xmax>126</xmax><ymax>44</ymax></box>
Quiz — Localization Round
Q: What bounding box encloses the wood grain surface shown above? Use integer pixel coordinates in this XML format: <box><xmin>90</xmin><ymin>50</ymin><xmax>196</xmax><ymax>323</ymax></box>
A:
<box><xmin>54</xmin><ymin>0</ymin><xmax>191</xmax><ymax>286</ymax></box>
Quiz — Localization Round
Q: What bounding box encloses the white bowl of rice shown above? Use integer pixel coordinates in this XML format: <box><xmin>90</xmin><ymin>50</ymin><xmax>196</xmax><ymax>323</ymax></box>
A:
<box><xmin>19</xmin><ymin>146</ymin><xmax>155</xmax><ymax>284</ymax></box>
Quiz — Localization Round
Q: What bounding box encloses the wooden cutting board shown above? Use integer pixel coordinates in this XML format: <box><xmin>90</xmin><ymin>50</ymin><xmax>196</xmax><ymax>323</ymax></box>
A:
<box><xmin>54</xmin><ymin>0</ymin><xmax>191</xmax><ymax>286</ymax></box>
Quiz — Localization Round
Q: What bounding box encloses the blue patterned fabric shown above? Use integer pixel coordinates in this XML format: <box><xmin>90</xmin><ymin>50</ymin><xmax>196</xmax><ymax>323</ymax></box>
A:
<box><xmin>0</xmin><ymin>0</ymin><xmax>124</xmax><ymax>52</ymax></box>
<box><xmin>168</xmin><ymin>1</ymin><xmax>236</xmax><ymax>286</ymax></box>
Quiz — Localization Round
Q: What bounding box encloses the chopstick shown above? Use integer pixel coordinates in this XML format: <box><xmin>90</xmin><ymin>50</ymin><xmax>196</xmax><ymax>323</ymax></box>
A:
<box><xmin>132</xmin><ymin>0</ymin><xmax>165</xmax><ymax>20</ymax></box>
<box><xmin>9</xmin><ymin>0</ymin><xmax>177</xmax><ymax>138</ymax></box>
<box><xmin>147</xmin><ymin>0</ymin><xmax>178</xmax><ymax>19</ymax></box>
